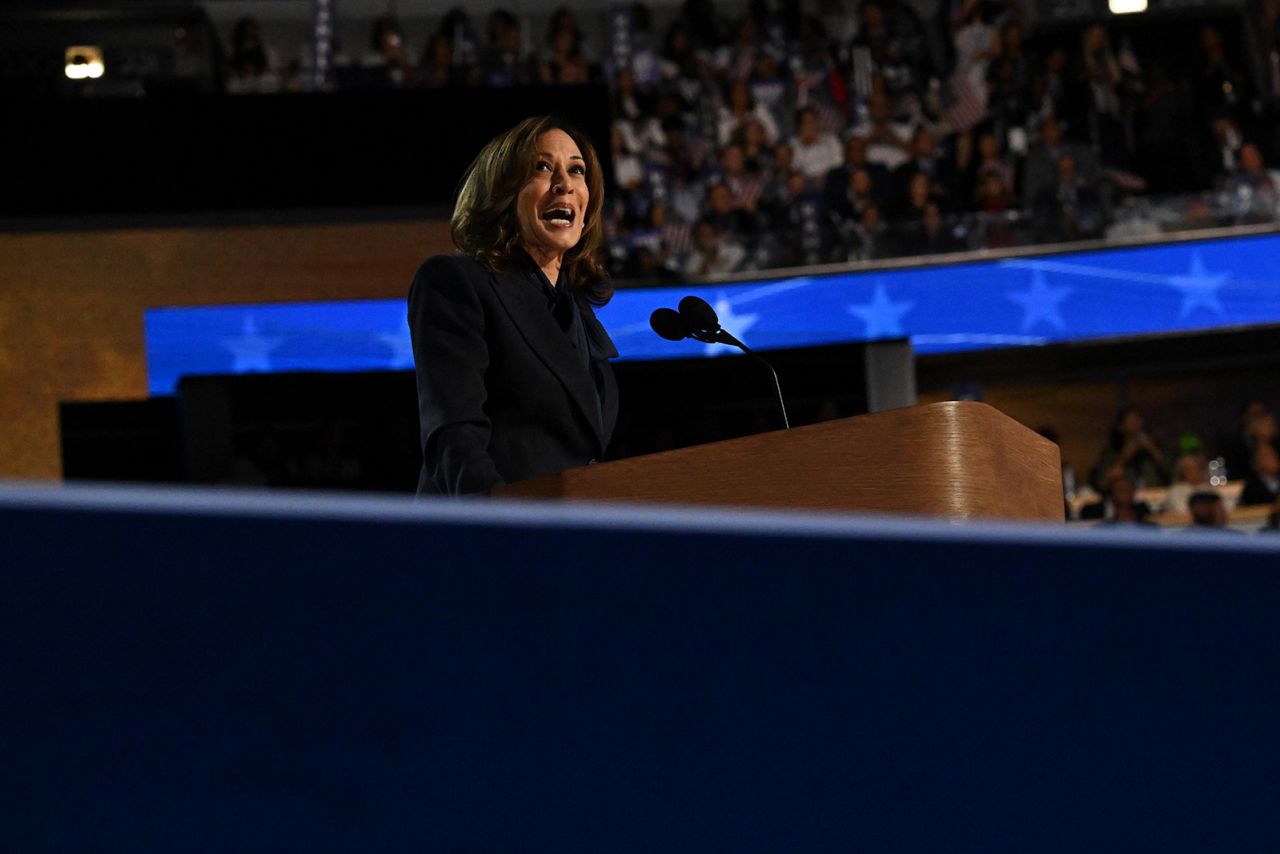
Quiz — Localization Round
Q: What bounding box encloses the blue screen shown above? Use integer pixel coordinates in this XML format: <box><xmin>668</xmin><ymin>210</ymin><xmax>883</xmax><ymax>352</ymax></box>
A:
<box><xmin>145</xmin><ymin>231</ymin><xmax>1280</xmax><ymax>395</ymax></box>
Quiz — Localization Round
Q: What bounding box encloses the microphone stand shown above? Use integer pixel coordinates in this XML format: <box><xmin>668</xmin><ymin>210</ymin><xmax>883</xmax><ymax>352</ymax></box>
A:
<box><xmin>689</xmin><ymin>328</ymin><xmax>790</xmax><ymax>430</ymax></box>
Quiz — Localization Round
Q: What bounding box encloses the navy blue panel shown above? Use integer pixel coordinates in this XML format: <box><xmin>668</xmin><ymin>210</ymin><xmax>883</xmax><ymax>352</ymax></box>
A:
<box><xmin>2</xmin><ymin>485</ymin><xmax>1279</xmax><ymax>852</ymax></box>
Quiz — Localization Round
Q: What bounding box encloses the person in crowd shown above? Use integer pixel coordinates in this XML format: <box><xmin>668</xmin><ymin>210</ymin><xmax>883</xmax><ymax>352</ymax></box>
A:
<box><xmin>899</xmin><ymin>201</ymin><xmax>964</xmax><ymax>255</ymax></box>
<box><xmin>225</xmin><ymin>17</ymin><xmax>281</xmax><ymax>94</ymax></box>
<box><xmin>1261</xmin><ymin>496</ymin><xmax>1280</xmax><ymax>533</ymax></box>
<box><xmin>893</xmin><ymin>127</ymin><xmax>954</xmax><ymax>212</ymax></box>
<box><xmin>1222</xmin><ymin>401</ymin><xmax>1279</xmax><ymax>479</ymax></box>
<box><xmin>420</xmin><ymin>32</ymin><xmax>461</xmax><ymax>87</ymax></box>
<box><xmin>780</xmin><ymin>170</ymin><xmax>835</xmax><ymax>266</ymax></box>
<box><xmin>825</xmin><ymin>135</ymin><xmax>892</xmax><ymax>208</ymax></box>
<box><xmin>958</xmin><ymin>129</ymin><xmax>1014</xmax><ymax>209</ymax></box>
<box><xmin>1162</xmin><ymin>454</ymin><xmax>1215</xmax><ymax>515</ymax></box>
<box><xmin>788</xmin><ymin>106</ymin><xmax>844</xmax><ymax>182</ymax></box>
<box><xmin>1090</xmin><ymin>405</ymin><xmax>1171</xmax><ymax>492</ymax></box>
<box><xmin>1224</xmin><ymin>143</ymin><xmax>1280</xmax><ymax>222</ymax></box>
<box><xmin>1021</xmin><ymin>116</ymin><xmax>1094</xmax><ymax>211</ymax></box>
<box><xmin>714</xmin><ymin>144</ymin><xmax>767</xmax><ymax>216</ymax></box>
<box><xmin>1195</xmin><ymin>25</ymin><xmax>1248</xmax><ymax>124</ymax></box>
<box><xmin>1079</xmin><ymin>470</ymin><xmax>1155</xmax><ymax>525</ymax></box>
<box><xmin>730</xmin><ymin>117</ymin><xmax>778</xmax><ymax>174</ymax></box>
<box><xmin>893</xmin><ymin>172</ymin><xmax>936</xmax><ymax>223</ymax></box>
<box><xmin>360</xmin><ymin>15</ymin><xmax>415</xmax><ymax>86</ymax></box>
<box><xmin>684</xmin><ymin>218</ymin><xmax>748</xmax><ymax>275</ymax></box>
<box><xmin>843</xmin><ymin>202</ymin><xmax>893</xmax><ymax>260</ymax></box>
<box><xmin>481</xmin><ymin>9</ymin><xmax>538</xmax><ymax>86</ymax></box>
<box><xmin>717</xmin><ymin>79</ymin><xmax>780</xmax><ymax>145</ymax></box>
<box><xmin>408</xmin><ymin>117</ymin><xmax>615</xmax><ymax>495</ymax></box>
<box><xmin>1077</xmin><ymin>23</ymin><xmax>1139</xmax><ymax>167</ymax></box>
<box><xmin>540</xmin><ymin>8</ymin><xmax>595</xmax><ymax>85</ymax></box>
<box><xmin>1240</xmin><ymin>443</ymin><xmax>1280</xmax><ymax>506</ymax></box>
<box><xmin>1186</xmin><ymin>491</ymin><xmax>1231</xmax><ymax>529</ymax></box>
<box><xmin>849</xmin><ymin>88</ymin><xmax>915</xmax><ymax>171</ymax></box>
<box><xmin>1033</xmin><ymin>152</ymin><xmax>1104</xmax><ymax>241</ymax></box>
<box><xmin>830</xmin><ymin>166</ymin><xmax>881</xmax><ymax>226</ymax></box>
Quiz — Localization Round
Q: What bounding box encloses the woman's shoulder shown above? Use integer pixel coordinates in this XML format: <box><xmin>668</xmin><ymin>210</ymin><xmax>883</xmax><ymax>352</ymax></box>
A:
<box><xmin>415</xmin><ymin>252</ymin><xmax>489</xmax><ymax>282</ymax></box>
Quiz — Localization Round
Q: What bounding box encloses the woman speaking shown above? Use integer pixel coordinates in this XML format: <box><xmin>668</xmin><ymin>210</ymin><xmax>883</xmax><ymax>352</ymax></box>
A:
<box><xmin>408</xmin><ymin>117</ymin><xmax>618</xmax><ymax>495</ymax></box>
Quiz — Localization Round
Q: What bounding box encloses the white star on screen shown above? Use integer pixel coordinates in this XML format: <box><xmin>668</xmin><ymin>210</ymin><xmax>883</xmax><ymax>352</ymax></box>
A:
<box><xmin>846</xmin><ymin>282</ymin><xmax>915</xmax><ymax>338</ymax></box>
<box><xmin>704</xmin><ymin>294</ymin><xmax>760</xmax><ymax>355</ymax></box>
<box><xmin>379</xmin><ymin>331</ymin><xmax>416</xmax><ymax>369</ymax></box>
<box><xmin>1007</xmin><ymin>269</ymin><xmax>1074</xmax><ymax>331</ymax></box>
<box><xmin>1167</xmin><ymin>251</ymin><xmax>1228</xmax><ymax>318</ymax></box>
<box><xmin>220</xmin><ymin>315</ymin><xmax>283</xmax><ymax>373</ymax></box>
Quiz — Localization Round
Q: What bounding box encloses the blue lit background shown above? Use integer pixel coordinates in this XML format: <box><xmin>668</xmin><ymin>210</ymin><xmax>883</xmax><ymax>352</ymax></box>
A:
<box><xmin>145</xmin><ymin>231</ymin><xmax>1280</xmax><ymax>395</ymax></box>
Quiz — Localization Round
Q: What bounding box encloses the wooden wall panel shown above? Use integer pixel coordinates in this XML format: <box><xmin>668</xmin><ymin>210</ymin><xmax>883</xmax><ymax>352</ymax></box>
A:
<box><xmin>0</xmin><ymin>220</ymin><xmax>452</xmax><ymax>480</ymax></box>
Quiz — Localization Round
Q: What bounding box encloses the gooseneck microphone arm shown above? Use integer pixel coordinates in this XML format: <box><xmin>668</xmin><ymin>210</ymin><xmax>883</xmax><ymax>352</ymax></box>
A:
<box><xmin>688</xmin><ymin>327</ymin><xmax>789</xmax><ymax>430</ymax></box>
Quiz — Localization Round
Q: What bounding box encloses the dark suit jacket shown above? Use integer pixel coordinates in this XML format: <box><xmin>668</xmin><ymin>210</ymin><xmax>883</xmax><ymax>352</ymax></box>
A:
<box><xmin>408</xmin><ymin>253</ymin><xmax>618</xmax><ymax>496</ymax></box>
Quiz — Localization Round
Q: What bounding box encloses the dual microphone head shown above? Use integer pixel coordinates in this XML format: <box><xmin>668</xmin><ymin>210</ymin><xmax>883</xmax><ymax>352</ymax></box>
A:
<box><xmin>649</xmin><ymin>296</ymin><xmax>739</xmax><ymax>347</ymax></box>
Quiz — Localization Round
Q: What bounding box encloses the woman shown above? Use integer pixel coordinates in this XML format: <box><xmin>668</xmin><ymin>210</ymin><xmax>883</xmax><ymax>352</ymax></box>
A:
<box><xmin>408</xmin><ymin>117</ymin><xmax>617</xmax><ymax>495</ymax></box>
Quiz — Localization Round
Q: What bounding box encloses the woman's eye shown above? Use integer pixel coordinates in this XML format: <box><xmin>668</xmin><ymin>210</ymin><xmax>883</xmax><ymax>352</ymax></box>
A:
<box><xmin>570</xmin><ymin>165</ymin><xmax>585</xmax><ymax>175</ymax></box>
<box><xmin>535</xmin><ymin>161</ymin><xmax>551</xmax><ymax>171</ymax></box>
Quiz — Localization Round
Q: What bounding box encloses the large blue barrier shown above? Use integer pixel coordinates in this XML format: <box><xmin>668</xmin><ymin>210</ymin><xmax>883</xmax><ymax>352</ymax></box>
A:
<box><xmin>3</xmin><ymin>483</ymin><xmax>1279</xmax><ymax>852</ymax></box>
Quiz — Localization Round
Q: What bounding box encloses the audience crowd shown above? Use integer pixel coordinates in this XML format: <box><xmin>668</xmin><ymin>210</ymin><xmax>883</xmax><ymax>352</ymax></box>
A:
<box><xmin>1061</xmin><ymin>398</ymin><xmax>1280</xmax><ymax>530</ymax></box>
<box><xmin>220</xmin><ymin>0</ymin><xmax>1280</xmax><ymax>277</ymax></box>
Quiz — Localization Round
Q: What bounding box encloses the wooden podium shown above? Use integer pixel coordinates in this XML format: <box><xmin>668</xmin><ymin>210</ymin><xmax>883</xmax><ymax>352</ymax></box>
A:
<box><xmin>498</xmin><ymin>401</ymin><xmax>1064</xmax><ymax>522</ymax></box>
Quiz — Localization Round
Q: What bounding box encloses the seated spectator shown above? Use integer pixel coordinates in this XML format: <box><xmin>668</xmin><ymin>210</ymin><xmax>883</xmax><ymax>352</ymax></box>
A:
<box><xmin>1022</xmin><ymin>115</ymin><xmax>1095</xmax><ymax>210</ymax></box>
<box><xmin>843</xmin><ymin>203</ymin><xmax>894</xmax><ymax>261</ymax></box>
<box><xmin>1079</xmin><ymin>470</ymin><xmax>1154</xmax><ymax>525</ymax></box>
<box><xmin>1225</xmin><ymin>143</ymin><xmax>1280</xmax><ymax>223</ymax></box>
<box><xmin>825</xmin><ymin>135</ymin><xmax>892</xmax><ymax>208</ymax></box>
<box><xmin>1033</xmin><ymin>152</ymin><xmax>1104</xmax><ymax>242</ymax></box>
<box><xmin>747</xmin><ymin>51</ymin><xmax>790</xmax><ymax>133</ymax></box>
<box><xmin>360</xmin><ymin>15</ymin><xmax>415</xmax><ymax>86</ymax></box>
<box><xmin>780</xmin><ymin>170</ymin><xmax>836</xmax><ymax>266</ymax></box>
<box><xmin>704</xmin><ymin>181</ymin><xmax>759</xmax><ymax>242</ymax></box>
<box><xmin>975</xmin><ymin>172</ymin><xmax>1016</xmax><ymax>247</ymax></box>
<box><xmin>850</xmin><ymin>89</ymin><xmax>914</xmax><ymax>171</ymax></box>
<box><xmin>1240</xmin><ymin>443</ymin><xmax>1280</xmax><ymax>506</ymax></box>
<box><xmin>684</xmin><ymin>219</ymin><xmax>747</xmax><ymax>276</ymax></box>
<box><xmin>714</xmin><ymin>144</ymin><xmax>767</xmax><ymax>216</ymax></box>
<box><xmin>539</xmin><ymin>7</ymin><xmax>595</xmax><ymax>84</ymax></box>
<box><xmin>480</xmin><ymin>9</ymin><xmax>538</xmax><ymax>86</ymax></box>
<box><xmin>1261</xmin><ymin>497</ymin><xmax>1280</xmax><ymax>533</ymax></box>
<box><xmin>717</xmin><ymin>79</ymin><xmax>780</xmax><ymax>146</ymax></box>
<box><xmin>730</xmin><ymin>117</ymin><xmax>777</xmax><ymax>174</ymax></box>
<box><xmin>893</xmin><ymin>127</ymin><xmax>955</xmax><ymax>211</ymax></box>
<box><xmin>898</xmin><ymin>202</ymin><xmax>964</xmax><ymax>256</ymax></box>
<box><xmin>1222</xmin><ymin>401</ymin><xmax>1279</xmax><ymax>480</ymax></box>
<box><xmin>1090</xmin><ymin>405</ymin><xmax>1171</xmax><ymax>491</ymax></box>
<box><xmin>225</xmin><ymin>17</ymin><xmax>282</xmax><ymax>94</ymax></box>
<box><xmin>789</xmin><ymin>106</ymin><xmax>844</xmax><ymax>182</ymax></box>
<box><xmin>830</xmin><ymin>166</ymin><xmax>880</xmax><ymax>226</ymax></box>
<box><xmin>1162</xmin><ymin>454</ymin><xmax>1214</xmax><ymax>515</ymax></box>
<box><xmin>1187</xmin><ymin>491</ymin><xmax>1231</xmax><ymax>529</ymax></box>
<box><xmin>959</xmin><ymin>130</ymin><xmax>1014</xmax><ymax>209</ymax></box>
<box><xmin>420</xmin><ymin>32</ymin><xmax>462</xmax><ymax>87</ymax></box>
<box><xmin>893</xmin><ymin>172</ymin><xmax>935</xmax><ymax>222</ymax></box>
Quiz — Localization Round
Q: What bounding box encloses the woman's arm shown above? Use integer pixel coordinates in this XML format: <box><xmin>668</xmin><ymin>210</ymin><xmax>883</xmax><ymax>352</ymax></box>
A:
<box><xmin>408</xmin><ymin>256</ymin><xmax>504</xmax><ymax>495</ymax></box>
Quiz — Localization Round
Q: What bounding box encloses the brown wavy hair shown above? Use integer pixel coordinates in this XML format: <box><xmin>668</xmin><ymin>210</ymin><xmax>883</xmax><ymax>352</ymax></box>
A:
<box><xmin>451</xmin><ymin>116</ymin><xmax>611</xmax><ymax>305</ymax></box>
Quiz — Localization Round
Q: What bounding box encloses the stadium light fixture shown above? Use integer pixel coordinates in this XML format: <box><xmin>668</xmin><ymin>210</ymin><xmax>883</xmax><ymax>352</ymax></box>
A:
<box><xmin>1109</xmin><ymin>0</ymin><xmax>1147</xmax><ymax>14</ymax></box>
<box><xmin>65</xmin><ymin>46</ymin><xmax>104</xmax><ymax>80</ymax></box>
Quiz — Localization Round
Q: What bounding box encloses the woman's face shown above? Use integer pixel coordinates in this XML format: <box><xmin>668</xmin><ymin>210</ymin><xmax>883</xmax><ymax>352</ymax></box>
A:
<box><xmin>516</xmin><ymin>129</ymin><xmax>589</xmax><ymax>262</ymax></box>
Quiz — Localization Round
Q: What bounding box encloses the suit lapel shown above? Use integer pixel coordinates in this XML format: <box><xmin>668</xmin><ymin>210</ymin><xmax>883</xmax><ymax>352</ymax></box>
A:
<box><xmin>579</xmin><ymin>300</ymin><xmax>619</xmax><ymax>443</ymax></box>
<box><xmin>487</xmin><ymin>267</ymin><xmax>610</xmax><ymax>452</ymax></box>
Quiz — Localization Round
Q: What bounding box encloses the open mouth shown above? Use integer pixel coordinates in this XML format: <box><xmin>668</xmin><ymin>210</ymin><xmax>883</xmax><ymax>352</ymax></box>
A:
<box><xmin>540</xmin><ymin>205</ymin><xmax>576</xmax><ymax>227</ymax></box>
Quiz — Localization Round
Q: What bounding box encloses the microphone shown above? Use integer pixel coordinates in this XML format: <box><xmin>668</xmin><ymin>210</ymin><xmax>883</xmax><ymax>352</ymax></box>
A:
<box><xmin>648</xmin><ymin>296</ymin><xmax>790</xmax><ymax>429</ymax></box>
